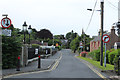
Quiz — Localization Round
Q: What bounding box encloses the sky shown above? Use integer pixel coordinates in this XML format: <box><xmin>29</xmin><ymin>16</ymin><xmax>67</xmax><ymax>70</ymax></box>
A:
<box><xmin>0</xmin><ymin>0</ymin><xmax>119</xmax><ymax>37</ymax></box>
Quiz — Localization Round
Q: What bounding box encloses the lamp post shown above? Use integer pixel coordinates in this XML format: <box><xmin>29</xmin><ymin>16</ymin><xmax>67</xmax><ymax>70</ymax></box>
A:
<box><xmin>100</xmin><ymin>0</ymin><xmax>104</xmax><ymax>66</ymax></box>
<box><xmin>22</xmin><ymin>21</ymin><xmax>27</xmax><ymax>44</ymax></box>
<box><xmin>87</xmin><ymin>0</ymin><xmax>104</xmax><ymax>66</ymax></box>
<box><xmin>28</xmin><ymin>25</ymin><xmax>32</xmax><ymax>44</ymax></box>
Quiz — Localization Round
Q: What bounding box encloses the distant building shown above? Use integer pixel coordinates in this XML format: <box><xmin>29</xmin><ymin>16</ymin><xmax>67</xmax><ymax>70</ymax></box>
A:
<box><xmin>90</xmin><ymin>26</ymin><xmax>119</xmax><ymax>52</ymax></box>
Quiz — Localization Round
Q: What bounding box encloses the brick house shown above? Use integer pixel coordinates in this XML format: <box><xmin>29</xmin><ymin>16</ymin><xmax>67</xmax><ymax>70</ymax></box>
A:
<box><xmin>90</xmin><ymin>26</ymin><xmax>119</xmax><ymax>52</ymax></box>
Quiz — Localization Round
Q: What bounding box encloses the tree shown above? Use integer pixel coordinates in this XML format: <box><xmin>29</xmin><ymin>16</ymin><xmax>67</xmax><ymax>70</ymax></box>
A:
<box><xmin>70</xmin><ymin>35</ymin><xmax>80</xmax><ymax>53</ymax></box>
<box><xmin>65</xmin><ymin>31</ymin><xmax>78</xmax><ymax>49</ymax></box>
<box><xmin>37</xmin><ymin>29</ymin><xmax>53</xmax><ymax>39</ymax></box>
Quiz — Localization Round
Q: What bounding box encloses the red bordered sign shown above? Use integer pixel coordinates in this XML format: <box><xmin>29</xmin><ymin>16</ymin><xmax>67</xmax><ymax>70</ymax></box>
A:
<box><xmin>102</xmin><ymin>34</ymin><xmax>110</xmax><ymax>43</ymax></box>
<box><xmin>1</xmin><ymin>17</ymin><xmax>12</xmax><ymax>28</ymax></box>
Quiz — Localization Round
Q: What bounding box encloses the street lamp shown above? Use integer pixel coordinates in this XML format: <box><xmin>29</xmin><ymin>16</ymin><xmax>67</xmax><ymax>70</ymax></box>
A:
<box><xmin>22</xmin><ymin>21</ymin><xmax>27</xmax><ymax>44</ymax></box>
<box><xmin>28</xmin><ymin>25</ymin><xmax>32</xmax><ymax>44</ymax></box>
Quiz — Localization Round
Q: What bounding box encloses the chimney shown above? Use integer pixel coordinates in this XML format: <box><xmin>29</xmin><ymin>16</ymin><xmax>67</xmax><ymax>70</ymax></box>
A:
<box><xmin>111</xmin><ymin>26</ymin><xmax>115</xmax><ymax>35</ymax></box>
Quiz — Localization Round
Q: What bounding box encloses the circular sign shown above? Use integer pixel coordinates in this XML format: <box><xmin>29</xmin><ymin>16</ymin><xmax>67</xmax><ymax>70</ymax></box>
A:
<box><xmin>1</xmin><ymin>17</ymin><xmax>12</xmax><ymax>28</ymax></box>
<box><xmin>102</xmin><ymin>34</ymin><xmax>110</xmax><ymax>43</ymax></box>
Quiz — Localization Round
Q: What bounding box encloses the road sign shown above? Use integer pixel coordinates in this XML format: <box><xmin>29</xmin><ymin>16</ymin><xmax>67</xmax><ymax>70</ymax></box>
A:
<box><xmin>102</xmin><ymin>34</ymin><xmax>110</xmax><ymax>67</ymax></box>
<box><xmin>102</xmin><ymin>34</ymin><xmax>110</xmax><ymax>43</ymax></box>
<box><xmin>1</xmin><ymin>17</ymin><xmax>12</xmax><ymax>28</ymax></box>
<box><xmin>2</xmin><ymin>29</ymin><xmax>11</xmax><ymax>36</ymax></box>
<box><xmin>35</xmin><ymin>49</ymin><xmax>38</xmax><ymax>55</ymax></box>
<box><xmin>80</xmin><ymin>41</ymin><xmax>83</xmax><ymax>48</ymax></box>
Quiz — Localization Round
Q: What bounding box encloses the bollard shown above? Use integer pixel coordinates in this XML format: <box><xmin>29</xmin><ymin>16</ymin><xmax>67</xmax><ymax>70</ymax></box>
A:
<box><xmin>38</xmin><ymin>55</ymin><xmax>41</xmax><ymax>68</ymax></box>
<box><xmin>16</xmin><ymin>56</ymin><xmax>20</xmax><ymax>71</ymax></box>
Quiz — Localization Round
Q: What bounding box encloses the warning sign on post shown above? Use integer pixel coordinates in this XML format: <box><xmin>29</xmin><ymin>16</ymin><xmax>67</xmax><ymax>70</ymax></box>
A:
<box><xmin>1</xmin><ymin>17</ymin><xmax>12</xmax><ymax>29</ymax></box>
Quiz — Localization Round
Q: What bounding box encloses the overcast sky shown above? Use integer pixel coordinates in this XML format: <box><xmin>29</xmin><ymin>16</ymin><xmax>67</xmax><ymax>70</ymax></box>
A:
<box><xmin>0</xmin><ymin>0</ymin><xmax>119</xmax><ymax>37</ymax></box>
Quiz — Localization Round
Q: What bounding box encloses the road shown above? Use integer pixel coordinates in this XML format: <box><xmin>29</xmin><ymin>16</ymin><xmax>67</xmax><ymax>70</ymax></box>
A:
<box><xmin>3</xmin><ymin>49</ymin><xmax>103</xmax><ymax>79</ymax></box>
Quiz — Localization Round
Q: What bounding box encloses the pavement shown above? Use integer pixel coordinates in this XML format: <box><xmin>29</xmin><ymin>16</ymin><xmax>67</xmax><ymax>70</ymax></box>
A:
<box><xmin>2</xmin><ymin>50</ymin><xmax>61</xmax><ymax>78</ymax></box>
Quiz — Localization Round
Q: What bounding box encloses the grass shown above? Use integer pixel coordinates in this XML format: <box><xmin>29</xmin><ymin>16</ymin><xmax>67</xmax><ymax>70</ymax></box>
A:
<box><xmin>77</xmin><ymin>56</ymin><xmax>114</xmax><ymax>71</ymax></box>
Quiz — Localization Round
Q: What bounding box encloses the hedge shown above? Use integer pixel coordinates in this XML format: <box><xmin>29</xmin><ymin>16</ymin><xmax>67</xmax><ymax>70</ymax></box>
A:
<box><xmin>2</xmin><ymin>36</ymin><xmax>22</xmax><ymax>69</ymax></box>
<box><xmin>108</xmin><ymin>49</ymin><xmax>118</xmax><ymax>65</ymax></box>
<box><xmin>32</xmin><ymin>44</ymin><xmax>40</xmax><ymax>48</ymax></box>
<box><xmin>88</xmin><ymin>48</ymin><xmax>100</xmax><ymax>61</ymax></box>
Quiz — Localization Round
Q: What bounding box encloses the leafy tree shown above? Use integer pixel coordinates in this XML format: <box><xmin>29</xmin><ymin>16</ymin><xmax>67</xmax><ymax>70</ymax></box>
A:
<box><xmin>70</xmin><ymin>35</ymin><xmax>80</xmax><ymax>53</ymax></box>
<box><xmin>37</xmin><ymin>29</ymin><xmax>53</xmax><ymax>39</ymax></box>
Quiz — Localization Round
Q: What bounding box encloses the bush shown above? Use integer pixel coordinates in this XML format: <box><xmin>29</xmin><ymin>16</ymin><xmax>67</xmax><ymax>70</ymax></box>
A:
<box><xmin>108</xmin><ymin>49</ymin><xmax>118</xmax><ymax>65</ymax></box>
<box><xmin>88</xmin><ymin>48</ymin><xmax>100</xmax><ymax>61</ymax></box>
<box><xmin>32</xmin><ymin>44</ymin><xmax>39</xmax><ymax>48</ymax></box>
<box><xmin>113</xmin><ymin>49</ymin><xmax>120</xmax><ymax>72</ymax></box>
<box><xmin>2</xmin><ymin>36</ymin><xmax>22</xmax><ymax>69</ymax></box>
<box><xmin>80</xmin><ymin>51</ymin><xmax>88</xmax><ymax>57</ymax></box>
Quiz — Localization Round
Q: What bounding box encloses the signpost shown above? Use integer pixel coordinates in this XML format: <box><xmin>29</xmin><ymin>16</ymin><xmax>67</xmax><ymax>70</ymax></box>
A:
<box><xmin>1</xmin><ymin>15</ymin><xmax>12</xmax><ymax>36</ymax></box>
<box><xmin>2</xmin><ymin>29</ymin><xmax>11</xmax><ymax>36</ymax></box>
<box><xmin>102</xmin><ymin>34</ymin><xmax>110</xmax><ymax>67</ymax></box>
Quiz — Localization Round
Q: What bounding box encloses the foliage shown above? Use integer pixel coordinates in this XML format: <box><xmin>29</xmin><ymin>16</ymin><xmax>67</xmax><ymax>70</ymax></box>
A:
<box><xmin>108</xmin><ymin>49</ymin><xmax>118</xmax><ymax>65</ymax></box>
<box><xmin>88</xmin><ymin>48</ymin><xmax>101</xmax><ymax>61</ymax></box>
<box><xmin>32</xmin><ymin>44</ymin><xmax>40</xmax><ymax>48</ymax></box>
<box><xmin>37</xmin><ymin>29</ymin><xmax>53</xmax><ymax>39</ymax></box>
<box><xmin>54</xmin><ymin>35</ymin><xmax>65</xmax><ymax>39</ymax></box>
<box><xmin>80</xmin><ymin>51</ymin><xmax>88</xmax><ymax>57</ymax></box>
<box><xmin>2</xmin><ymin>35</ymin><xmax>22</xmax><ymax>69</ymax></box>
<box><xmin>70</xmin><ymin>35</ymin><xmax>79</xmax><ymax>52</ymax></box>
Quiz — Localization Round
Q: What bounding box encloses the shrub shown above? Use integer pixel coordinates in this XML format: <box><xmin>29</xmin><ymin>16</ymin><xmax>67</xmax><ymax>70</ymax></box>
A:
<box><xmin>113</xmin><ymin>49</ymin><xmax>120</xmax><ymax>72</ymax></box>
<box><xmin>88</xmin><ymin>48</ymin><xmax>100</xmax><ymax>61</ymax></box>
<box><xmin>80</xmin><ymin>51</ymin><xmax>88</xmax><ymax>57</ymax></box>
<box><xmin>32</xmin><ymin>44</ymin><xmax>39</xmax><ymax>48</ymax></box>
<box><xmin>108</xmin><ymin>49</ymin><xmax>118</xmax><ymax>65</ymax></box>
<box><xmin>2</xmin><ymin>36</ymin><xmax>22</xmax><ymax>69</ymax></box>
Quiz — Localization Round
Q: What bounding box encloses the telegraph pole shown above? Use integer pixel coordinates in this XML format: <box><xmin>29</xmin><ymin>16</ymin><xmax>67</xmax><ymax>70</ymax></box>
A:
<box><xmin>100</xmin><ymin>0</ymin><xmax>104</xmax><ymax>66</ymax></box>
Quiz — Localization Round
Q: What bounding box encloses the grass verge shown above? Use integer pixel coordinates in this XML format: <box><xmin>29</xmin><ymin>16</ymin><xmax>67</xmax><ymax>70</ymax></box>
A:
<box><xmin>77</xmin><ymin>56</ymin><xmax>114</xmax><ymax>71</ymax></box>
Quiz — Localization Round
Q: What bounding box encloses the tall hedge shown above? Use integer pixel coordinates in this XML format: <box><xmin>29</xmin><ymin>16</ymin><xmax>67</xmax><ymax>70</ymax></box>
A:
<box><xmin>2</xmin><ymin>36</ymin><xmax>22</xmax><ymax>69</ymax></box>
<box><xmin>88</xmin><ymin>48</ymin><xmax>100</xmax><ymax>61</ymax></box>
<box><xmin>108</xmin><ymin>49</ymin><xmax>118</xmax><ymax>65</ymax></box>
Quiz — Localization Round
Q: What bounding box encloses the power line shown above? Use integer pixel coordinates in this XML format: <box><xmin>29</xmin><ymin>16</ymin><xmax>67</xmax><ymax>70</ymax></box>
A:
<box><xmin>106</xmin><ymin>0</ymin><xmax>120</xmax><ymax>11</ymax></box>
<box><xmin>85</xmin><ymin>0</ymin><xmax>98</xmax><ymax>33</ymax></box>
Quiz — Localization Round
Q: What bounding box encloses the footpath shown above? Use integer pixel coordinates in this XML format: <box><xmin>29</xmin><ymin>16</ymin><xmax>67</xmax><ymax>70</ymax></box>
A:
<box><xmin>2</xmin><ymin>51</ymin><xmax>61</xmax><ymax>78</ymax></box>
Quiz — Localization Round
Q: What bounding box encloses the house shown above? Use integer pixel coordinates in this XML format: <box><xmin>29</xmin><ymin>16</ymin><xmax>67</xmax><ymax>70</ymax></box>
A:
<box><xmin>90</xmin><ymin>26</ymin><xmax>119</xmax><ymax>52</ymax></box>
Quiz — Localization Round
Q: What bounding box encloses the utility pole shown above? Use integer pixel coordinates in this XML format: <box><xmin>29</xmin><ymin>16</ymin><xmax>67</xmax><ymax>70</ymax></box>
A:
<box><xmin>100</xmin><ymin>0</ymin><xmax>104</xmax><ymax>66</ymax></box>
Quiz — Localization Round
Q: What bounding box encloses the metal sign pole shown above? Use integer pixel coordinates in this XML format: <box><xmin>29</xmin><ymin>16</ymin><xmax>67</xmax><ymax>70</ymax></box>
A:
<box><xmin>104</xmin><ymin>43</ymin><xmax>106</xmax><ymax>67</ymax></box>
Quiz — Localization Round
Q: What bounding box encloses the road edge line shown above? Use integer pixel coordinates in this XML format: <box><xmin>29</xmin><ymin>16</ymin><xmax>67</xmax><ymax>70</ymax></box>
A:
<box><xmin>74</xmin><ymin>56</ymin><xmax>107</xmax><ymax>79</ymax></box>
